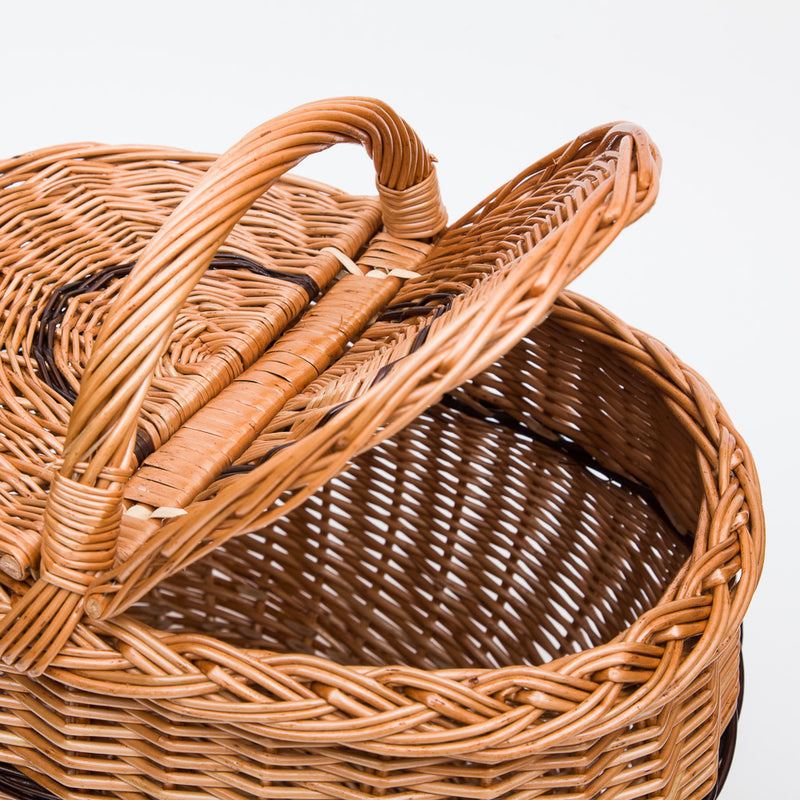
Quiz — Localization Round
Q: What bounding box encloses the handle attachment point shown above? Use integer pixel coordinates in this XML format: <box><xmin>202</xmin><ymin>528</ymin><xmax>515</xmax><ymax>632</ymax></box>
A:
<box><xmin>377</xmin><ymin>165</ymin><xmax>447</xmax><ymax>238</ymax></box>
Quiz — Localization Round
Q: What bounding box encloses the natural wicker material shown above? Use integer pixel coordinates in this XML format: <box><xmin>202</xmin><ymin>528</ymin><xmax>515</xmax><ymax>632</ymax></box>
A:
<box><xmin>0</xmin><ymin>98</ymin><xmax>763</xmax><ymax>800</ymax></box>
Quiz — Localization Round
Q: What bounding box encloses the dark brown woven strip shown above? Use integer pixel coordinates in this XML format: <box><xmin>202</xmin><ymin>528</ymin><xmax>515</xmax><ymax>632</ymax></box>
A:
<box><xmin>369</xmin><ymin>303</ymin><xmax>450</xmax><ymax>387</ymax></box>
<box><xmin>132</xmin><ymin>429</ymin><xmax>155</xmax><ymax>467</ymax></box>
<box><xmin>0</xmin><ymin>763</ymin><xmax>57</xmax><ymax>800</ymax></box>
<box><xmin>33</xmin><ymin>253</ymin><xmax>321</xmax><ymax>405</ymax></box>
<box><xmin>440</xmin><ymin>390</ymin><xmax>692</xmax><ymax>541</ymax></box>
<box><xmin>220</xmin><ymin>379</ymin><xmax>685</xmax><ymax>549</ymax></box>
<box><xmin>33</xmin><ymin>253</ymin><xmax>322</xmax><ymax>466</ymax></box>
<box><xmin>706</xmin><ymin>628</ymin><xmax>744</xmax><ymax>800</ymax></box>
<box><xmin>377</xmin><ymin>292</ymin><xmax>456</xmax><ymax>322</ymax></box>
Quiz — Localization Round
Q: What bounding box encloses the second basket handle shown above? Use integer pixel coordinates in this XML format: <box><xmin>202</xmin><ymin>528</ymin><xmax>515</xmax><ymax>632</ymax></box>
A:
<box><xmin>0</xmin><ymin>97</ymin><xmax>446</xmax><ymax>674</ymax></box>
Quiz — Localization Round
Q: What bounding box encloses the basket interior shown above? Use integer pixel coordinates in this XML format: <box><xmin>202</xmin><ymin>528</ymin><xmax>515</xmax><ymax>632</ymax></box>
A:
<box><xmin>129</xmin><ymin>307</ymin><xmax>699</xmax><ymax>670</ymax></box>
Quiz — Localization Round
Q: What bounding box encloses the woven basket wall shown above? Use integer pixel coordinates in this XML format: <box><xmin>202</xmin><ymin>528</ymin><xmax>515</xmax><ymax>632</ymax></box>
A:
<box><xmin>0</xmin><ymin>98</ymin><xmax>763</xmax><ymax>800</ymax></box>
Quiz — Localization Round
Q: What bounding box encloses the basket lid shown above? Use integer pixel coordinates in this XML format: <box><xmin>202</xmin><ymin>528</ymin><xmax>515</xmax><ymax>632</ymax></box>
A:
<box><xmin>0</xmin><ymin>98</ymin><xmax>659</xmax><ymax>673</ymax></box>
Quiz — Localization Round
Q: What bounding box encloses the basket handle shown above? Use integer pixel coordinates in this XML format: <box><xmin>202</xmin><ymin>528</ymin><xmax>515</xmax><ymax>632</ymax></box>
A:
<box><xmin>0</xmin><ymin>97</ymin><xmax>447</xmax><ymax>674</ymax></box>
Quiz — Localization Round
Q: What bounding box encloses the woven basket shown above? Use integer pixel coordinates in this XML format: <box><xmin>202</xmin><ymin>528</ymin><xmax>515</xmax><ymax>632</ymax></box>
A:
<box><xmin>0</xmin><ymin>98</ymin><xmax>763</xmax><ymax>800</ymax></box>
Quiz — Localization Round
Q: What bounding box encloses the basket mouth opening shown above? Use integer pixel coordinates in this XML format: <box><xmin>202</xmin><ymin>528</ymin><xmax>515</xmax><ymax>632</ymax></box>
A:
<box><xmin>128</xmin><ymin>310</ymin><xmax>698</xmax><ymax>671</ymax></box>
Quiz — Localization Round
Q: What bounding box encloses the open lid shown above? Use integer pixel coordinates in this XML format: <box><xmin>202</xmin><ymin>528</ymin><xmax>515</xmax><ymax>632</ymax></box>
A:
<box><xmin>0</xmin><ymin>98</ymin><xmax>659</xmax><ymax>673</ymax></box>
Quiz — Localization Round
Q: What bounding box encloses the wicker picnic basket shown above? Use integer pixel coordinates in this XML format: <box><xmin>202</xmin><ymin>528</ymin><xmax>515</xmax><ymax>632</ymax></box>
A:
<box><xmin>0</xmin><ymin>98</ymin><xmax>763</xmax><ymax>800</ymax></box>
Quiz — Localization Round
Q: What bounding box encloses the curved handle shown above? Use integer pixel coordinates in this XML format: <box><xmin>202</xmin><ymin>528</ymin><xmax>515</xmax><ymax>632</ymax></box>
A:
<box><xmin>0</xmin><ymin>98</ymin><xmax>447</xmax><ymax>677</ymax></box>
<box><xmin>67</xmin><ymin>98</ymin><xmax>446</xmax><ymax>482</ymax></box>
<box><xmin>42</xmin><ymin>98</ymin><xmax>446</xmax><ymax>586</ymax></box>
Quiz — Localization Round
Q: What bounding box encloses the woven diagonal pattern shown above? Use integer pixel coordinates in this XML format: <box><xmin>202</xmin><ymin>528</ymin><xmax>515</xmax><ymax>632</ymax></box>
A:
<box><xmin>0</xmin><ymin>99</ymin><xmax>762</xmax><ymax>800</ymax></box>
<box><xmin>0</xmin><ymin>299</ymin><xmax>761</xmax><ymax>799</ymax></box>
<box><xmin>0</xmin><ymin>152</ymin><xmax>380</xmax><ymax>577</ymax></box>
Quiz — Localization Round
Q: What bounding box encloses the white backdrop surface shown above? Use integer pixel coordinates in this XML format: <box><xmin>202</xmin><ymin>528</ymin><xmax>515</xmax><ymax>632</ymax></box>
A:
<box><xmin>1</xmin><ymin>1</ymin><xmax>796</xmax><ymax>797</ymax></box>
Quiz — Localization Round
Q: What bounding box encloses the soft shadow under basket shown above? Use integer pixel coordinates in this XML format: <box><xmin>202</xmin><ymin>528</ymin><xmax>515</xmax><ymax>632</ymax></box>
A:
<box><xmin>0</xmin><ymin>98</ymin><xmax>764</xmax><ymax>800</ymax></box>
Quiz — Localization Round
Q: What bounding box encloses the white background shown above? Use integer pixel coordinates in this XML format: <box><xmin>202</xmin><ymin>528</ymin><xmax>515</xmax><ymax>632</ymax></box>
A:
<box><xmin>1</xmin><ymin>1</ymin><xmax>796</xmax><ymax>796</ymax></box>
